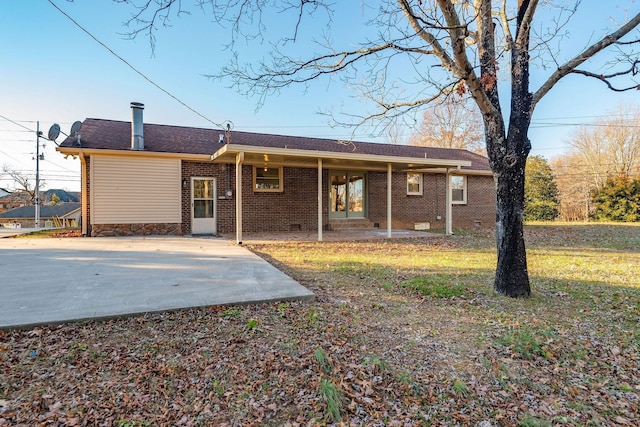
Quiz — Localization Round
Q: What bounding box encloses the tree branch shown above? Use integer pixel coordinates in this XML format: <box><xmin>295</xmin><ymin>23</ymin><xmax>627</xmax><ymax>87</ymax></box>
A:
<box><xmin>474</xmin><ymin>0</ymin><xmax>501</xmax><ymax>116</ymax></box>
<box><xmin>116</xmin><ymin>0</ymin><xmax>186</xmax><ymax>53</ymax></box>
<box><xmin>219</xmin><ymin>39</ymin><xmax>430</xmax><ymax>94</ymax></box>
<box><xmin>321</xmin><ymin>81</ymin><xmax>461</xmax><ymax>141</ymax></box>
<box><xmin>397</xmin><ymin>0</ymin><xmax>460</xmax><ymax>76</ymax></box>
<box><xmin>498</xmin><ymin>0</ymin><xmax>513</xmax><ymax>50</ymax></box>
<box><xmin>514</xmin><ymin>0</ymin><xmax>538</xmax><ymax>49</ymax></box>
<box><xmin>532</xmin><ymin>11</ymin><xmax>640</xmax><ymax>109</ymax></box>
<box><xmin>571</xmin><ymin>62</ymin><xmax>640</xmax><ymax>92</ymax></box>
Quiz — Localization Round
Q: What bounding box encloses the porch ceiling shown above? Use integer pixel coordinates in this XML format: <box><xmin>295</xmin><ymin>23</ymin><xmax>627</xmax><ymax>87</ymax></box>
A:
<box><xmin>211</xmin><ymin>144</ymin><xmax>472</xmax><ymax>172</ymax></box>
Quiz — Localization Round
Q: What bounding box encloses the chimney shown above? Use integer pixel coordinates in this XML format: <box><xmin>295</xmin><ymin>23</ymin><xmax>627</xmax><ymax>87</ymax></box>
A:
<box><xmin>130</xmin><ymin>102</ymin><xmax>144</xmax><ymax>150</ymax></box>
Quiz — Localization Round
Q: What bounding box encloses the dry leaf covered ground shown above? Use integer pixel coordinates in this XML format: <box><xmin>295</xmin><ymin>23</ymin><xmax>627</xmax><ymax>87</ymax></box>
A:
<box><xmin>1</xmin><ymin>224</ymin><xmax>639</xmax><ymax>426</ymax></box>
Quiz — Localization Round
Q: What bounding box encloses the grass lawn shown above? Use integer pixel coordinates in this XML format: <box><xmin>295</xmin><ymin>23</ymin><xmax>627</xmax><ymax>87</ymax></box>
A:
<box><xmin>1</xmin><ymin>223</ymin><xmax>638</xmax><ymax>426</ymax></box>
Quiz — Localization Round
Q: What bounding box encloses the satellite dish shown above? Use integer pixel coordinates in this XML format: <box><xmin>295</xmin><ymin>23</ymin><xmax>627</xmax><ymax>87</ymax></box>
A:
<box><xmin>70</xmin><ymin>121</ymin><xmax>82</xmax><ymax>136</ymax></box>
<box><xmin>48</xmin><ymin>123</ymin><xmax>61</xmax><ymax>141</ymax></box>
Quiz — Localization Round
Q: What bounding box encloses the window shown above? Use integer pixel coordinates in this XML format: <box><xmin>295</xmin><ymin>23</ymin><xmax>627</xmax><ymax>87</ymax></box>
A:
<box><xmin>407</xmin><ymin>173</ymin><xmax>423</xmax><ymax>195</ymax></box>
<box><xmin>254</xmin><ymin>166</ymin><xmax>283</xmax><ymax>192</ymax></box>
<box><xmin>451</xmin><ymin>175</ymin><xmax>467</xmax><ymax>204</ymax></box>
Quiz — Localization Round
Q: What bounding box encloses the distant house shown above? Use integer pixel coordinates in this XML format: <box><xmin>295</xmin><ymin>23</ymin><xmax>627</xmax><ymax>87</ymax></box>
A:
<box><xmin>0</xmin><ymin>191</ymin><xmax>31</xmax><ymax>214</ymax></box>
<box><xmin>0</xmin><ymin>189</ymin><xmax>11</xmax><ymax>213</ymax></box>
<box><xmin>0</xmin><ymin>203</ymin><xmax>81</xmax><ymax>228</ymax></box>
<box><xmin>57</xmin><ymin>103</ymin><xmax>496</xmax><ymax>241</ymax></box>
<box><xmin>0</xmin><ymin>189</ymin><xmax>80</xmax><ymax>215</ymax></box>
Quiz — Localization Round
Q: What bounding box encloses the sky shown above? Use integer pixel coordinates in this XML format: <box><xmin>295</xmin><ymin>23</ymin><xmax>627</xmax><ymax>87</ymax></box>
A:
<box><xmin>1</xmin><ymin>1</ymin><xmax>639</xmax><ymax>192</ymax></box>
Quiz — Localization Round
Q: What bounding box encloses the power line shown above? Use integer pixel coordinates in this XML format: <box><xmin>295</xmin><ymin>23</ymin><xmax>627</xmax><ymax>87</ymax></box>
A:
<box><xmin>0</xmin><ymin>150</ymin><xmax>26</xmax><ymax>164</ymax></box>
<box><xmin>0</xmin><ymin>114</ymin><xmax>36</xmax><ymax>133</ymax></box>
<box><xmin>42</xmin><ymin>158</ymin><xmax>79</xmax><ymax>173</ymax></box>
<box><xmin>47</xmin><ymin>0</ymin><xmax>224</xmax><ymax>130</ymax></box>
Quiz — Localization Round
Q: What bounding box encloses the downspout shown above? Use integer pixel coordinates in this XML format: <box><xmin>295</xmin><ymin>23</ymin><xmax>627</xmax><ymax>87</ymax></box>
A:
<box><xmin>317</xmin><ymin>158</ymin><xmax>323</xmax><ymax>242</ymax></box>
<box><xmin>79</xmin><ymin>150</ymin><xmax>88</xmax><ymax>236</ymax></box>
<box><xmin>235</xmin><ymin>152</ymin><xmax>244</xmax><ymax>244</ymax></box>
<box><xmin>387</xmin><ymin>163</ymin><xmax>392</xmax><ymax>238</ymax></box>
<box><xmin>445</xmin><ymin>168</ymin><xmax>453</xmax><ymax>235</ymax></box>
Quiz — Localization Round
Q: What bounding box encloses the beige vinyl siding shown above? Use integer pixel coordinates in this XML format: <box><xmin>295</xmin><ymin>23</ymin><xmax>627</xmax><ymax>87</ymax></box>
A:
<box><xmin>91</xmin><ymin>156</ymin><xmax>181</xmax><ymax>224</ymax></box>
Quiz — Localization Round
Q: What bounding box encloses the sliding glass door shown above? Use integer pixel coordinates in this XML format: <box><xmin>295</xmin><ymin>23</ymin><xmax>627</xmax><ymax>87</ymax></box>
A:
<box><xmin>329</xmin><ymin>171</ymin><xmax>365</xmax><ymax>218</ymax></box>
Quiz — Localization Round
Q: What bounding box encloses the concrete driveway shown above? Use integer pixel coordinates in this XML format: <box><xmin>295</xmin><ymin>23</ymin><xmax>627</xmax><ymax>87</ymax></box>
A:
<box><xmin>0</xmin><ymin>227</ymin><xmax>37</xmax><ymax>238</ymax></box>
<box><xmin>0</xmin><ymin>237</ymin><xmax>313</xmax><ymax>329</ymax></box>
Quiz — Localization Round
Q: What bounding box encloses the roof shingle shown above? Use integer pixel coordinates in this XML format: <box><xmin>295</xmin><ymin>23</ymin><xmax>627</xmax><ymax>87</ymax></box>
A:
<box><xmin>60</xmin><ymin>118</ymin><xmax>491</xmax><ymax>171</ymax></box>
<box><xmin>0</xmin><ymin>203</ymin><xmax>81</xmax><ymax>219</ymax></box>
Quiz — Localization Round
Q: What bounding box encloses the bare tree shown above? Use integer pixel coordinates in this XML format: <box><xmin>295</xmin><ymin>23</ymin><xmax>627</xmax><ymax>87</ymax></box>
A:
<box><xmin>121</xmin><ymin>1</ymin><xmax>640</xmax><ymax>297</ymax></box>
<box><xmin>1</xmin><ymin>164</ymin><xmax>42</xmax><ymax>205</ymax></box>
<box><xmin>595</xmin><ymin>104</ymin><xmax>640</xmax><ymax>179</ymax></box>
<box><xmin>568</xmin><ymin>104</ymin><xmax>640</xmax><ymax>183</ymax></box>
<box><xmin>553</xmin><ymin>103</ymin><xmax>640</xmax><ymax>220</ymax></box>
<box><xmin>567</xmin><ymin>126</ymin><xmax>611</xmax><ymax>190</ymax></box>
<box><xmin>551</xmin><ymin>154</ymin><xmax>593</xmax><ymax>221</ymax></box>
<box><xmin>409</xmin><ymin>96</ymin><xmax>485</xmax><ymax>154</ymax></box>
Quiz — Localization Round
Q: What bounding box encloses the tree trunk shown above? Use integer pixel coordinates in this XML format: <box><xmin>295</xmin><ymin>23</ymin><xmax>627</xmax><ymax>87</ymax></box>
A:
<box><xmin>484</xmin><ymin>111</ymin><xmax>532</xmax><ymax>297</ymax></box>
<box><xmin>488</xmin><ymin>3</ymin><xmax>533</xmax><ymax>297</ymax></box>
<box><xmin>494</xmin><ymin>159</ymin><xmax>531</xmax><ymax>297</ymax></box>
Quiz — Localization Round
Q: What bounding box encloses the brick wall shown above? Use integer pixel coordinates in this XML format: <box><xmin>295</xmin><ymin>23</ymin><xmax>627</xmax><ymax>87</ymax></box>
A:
<box><xmin>241</xmin><ymin>166</ymin><xmax>327</xmax><ymax>232</ymax></box>
<box><xmin>182</xmin><ymin>162</ymin><xmax>327</xmax><ymax>234</ymax></box>
<box><xmin>451</xmin><ymin>174</ymin><xmax>496</xmax><ymax>229</ymax></box>
<box><xmin>181</xmin><ymin>161</ymin><xmax>234</xmax><ymax>235</ymax></box>
<box><xmin>84</xmin><ymin>158</ymin><xmax>494</xmax><ymax>236</ymax></box>
<box><xmin>368</xmin><ymin>172</ymin><xmax>496</xmax><ymax>231</ymax></box>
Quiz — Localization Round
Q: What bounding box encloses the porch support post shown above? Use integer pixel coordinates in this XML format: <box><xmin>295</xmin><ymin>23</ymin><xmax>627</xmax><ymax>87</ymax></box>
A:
<box><xmin>445</xmin><ymin>168</ymin><xmax>453</xmax><ymax>236</ymax></box>
<box><xmin>79</xmin><ymin>152</ymin><xmax>88</xmax><ymax>236</ymax></box>
<box><xmin>317</xmin><ymin>158</ymin><xmax>323</xmax><ymax>242</ymax></box>
<box><xmin>235</xmin><ymin>152</ymin><xmax>244</xmax><ymax>244</ymax></box>
<box><xmin>387</xmin><ymin>163</ymin><xmax>392</xmax><ymax>238</ymax></box>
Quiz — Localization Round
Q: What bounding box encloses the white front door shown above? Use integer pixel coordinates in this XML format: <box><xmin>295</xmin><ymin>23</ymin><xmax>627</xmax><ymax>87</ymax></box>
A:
<box><xmin>191</xmin><ymin>177</ymin><xmax>216</xmax><ymax>235</ymax></box>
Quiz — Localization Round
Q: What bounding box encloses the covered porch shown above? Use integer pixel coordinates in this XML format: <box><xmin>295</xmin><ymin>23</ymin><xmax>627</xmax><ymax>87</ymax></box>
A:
<box><xmin>212</xmin><ymin>143</ymin><xmax>472</xmax><ymax>244</ymax></box>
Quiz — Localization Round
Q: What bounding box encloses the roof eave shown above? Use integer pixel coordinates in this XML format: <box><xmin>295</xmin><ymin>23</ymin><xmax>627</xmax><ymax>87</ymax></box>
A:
<box><xmin>56</xmin><ymin>146</ymin><xmax>212</xmax><ymax>161</ymax></box>
<box><xmin>57</xmin><ymin>144</ymin><xmax>481</xmax><ymax>171</ymax></box>
<box><xmin>212</xmin><ymin>144</ymin><xmax>472</xmax><ymax>169</ymax></box>
<box><xmin>410</xmin><ymin>167</ymin><xmax>493</xmax><ymax>176</ymax></box>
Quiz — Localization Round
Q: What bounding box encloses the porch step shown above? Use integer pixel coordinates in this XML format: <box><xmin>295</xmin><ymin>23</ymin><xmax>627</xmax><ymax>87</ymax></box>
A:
<box><xmin>328</xmin><ymin>218</ymin><xmax>376</xmax><ymax>231</ymax></box>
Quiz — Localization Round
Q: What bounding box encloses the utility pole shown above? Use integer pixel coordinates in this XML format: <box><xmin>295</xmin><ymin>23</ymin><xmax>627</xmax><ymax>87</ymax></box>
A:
<box><xmin>31</xmin><ymin>120</ymin><xmax>82</xmax><ymax>229</ymax></box>
<box><xmin>35</xmin><ymin>121</ymin><xmax>41</xmax><ymax>228</ymax></box>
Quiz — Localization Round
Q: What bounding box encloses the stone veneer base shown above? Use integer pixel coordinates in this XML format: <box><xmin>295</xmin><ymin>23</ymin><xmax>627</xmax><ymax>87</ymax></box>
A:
<box><xmin>91</xmin><ymin>223</ymin><xmax>181</xmax><ymax>237</ymax></box>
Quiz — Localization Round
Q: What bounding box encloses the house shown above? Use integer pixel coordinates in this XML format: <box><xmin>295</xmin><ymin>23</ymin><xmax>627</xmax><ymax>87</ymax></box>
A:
<box><xmin>57</xmin><ymin>103</ymin><xmax>496</xmax><ymax>242</ymax></box>
<box><xmin>0</xmin><ymin>203</ymin><xmax>81</xmax><ymax>228</ymax></box>
<box><xmin>0</xmin><ymin>191</ymin><xmax>31</xmax><ymax>214</ymax></box>
<box><xmin>0</xmin><ymin>189</ymin><xmax>11</xmax><ymax>213</ymax></box>
<box><xmin>0</xmin><ymin>189</ymin><xmax>79</xmax><ymax>215</ymax></box>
